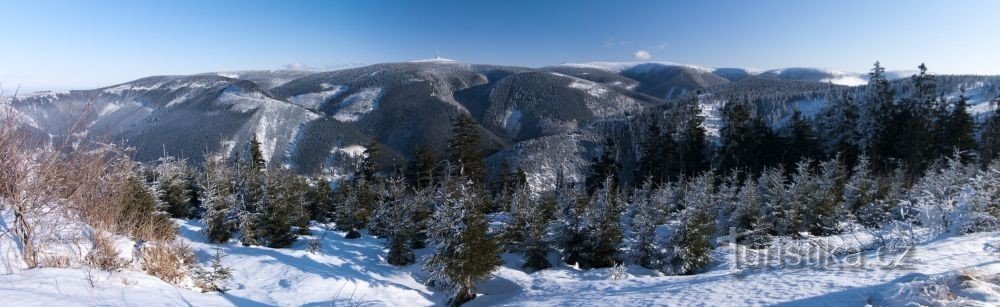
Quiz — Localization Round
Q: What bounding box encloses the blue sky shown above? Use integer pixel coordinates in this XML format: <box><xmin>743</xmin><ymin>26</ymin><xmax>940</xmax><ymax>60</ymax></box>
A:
<box><xmin>2</xmin><ymin>0</ymin><xmax>999</xmax><ymax>92</ymax></box>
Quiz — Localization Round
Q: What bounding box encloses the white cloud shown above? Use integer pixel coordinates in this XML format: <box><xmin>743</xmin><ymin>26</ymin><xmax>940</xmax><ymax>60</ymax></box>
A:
<box><xmin>633</xmin><ymin>50</ymin><xmax>652</xmax><ymax>60</ymax></box>
<box><xmin>654</xmin><ymin>43</ymin><xmax>668</xmax><ymax>50</ymax></box>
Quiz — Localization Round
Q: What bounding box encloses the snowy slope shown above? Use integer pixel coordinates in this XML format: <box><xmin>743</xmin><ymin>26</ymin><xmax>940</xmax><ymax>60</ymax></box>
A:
<box><xmin>2</xmin><ymin>219</ymin><xmax>996</xmax><ymax>306</ymax></box>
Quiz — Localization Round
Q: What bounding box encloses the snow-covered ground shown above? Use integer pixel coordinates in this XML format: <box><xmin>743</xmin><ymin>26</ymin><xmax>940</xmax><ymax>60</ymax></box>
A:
<box><xmin>2</xmin><ymin>217</ymin><xmax>997</xmax><ymax>306</ymax></box>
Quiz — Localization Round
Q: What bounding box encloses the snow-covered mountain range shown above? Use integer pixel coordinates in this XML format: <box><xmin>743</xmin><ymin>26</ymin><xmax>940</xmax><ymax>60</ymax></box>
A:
<box><xmin>3</xmin><ymin>60</ymin><xmax>999</xmax><ymax>187</ymax></box>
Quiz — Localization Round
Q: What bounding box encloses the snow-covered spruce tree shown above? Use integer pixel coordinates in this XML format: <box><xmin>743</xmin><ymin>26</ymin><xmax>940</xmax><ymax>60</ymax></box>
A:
<box><xmin>424</xmin><ymin>170</ymin><xmax>502</xmax><ymax>306</ymax></box>
<box><xmin>259</xmin><ymin>169</ymin><xmax>306</xmax><ymax>248</ymax></box>
<box><xmin>718</xmin><ymin>96</ymin><xmax>774</xmax><ymax>174</ymax></box>
<box><xmin>905</xmin><ymin>152</ymin><xmax>975</xmax><ymax>234</ymax></box>
<box><xmin>818</xmin><ymin>90</ymin><xmax>861</xmax><ymax>167</ymax></box>
<box><xmin>857</xmin><ymin>165</ymin><xmax>907</xmax><ymax>228</ymax></box>
<box><xmin>733</xmin><ymin>176</ymin><xmax>769</xmax><ymax>248</ymax></box>
<box><xmin>586</xmin><ymin>137</ymin><xmax>621</xmax><ymax>195</ymax></box>
<box><xmin>154</xmin><ymin>156</ymin><xmax>198</xmax><ymax>218</ymax></box>
<box><xmin>407</xmin><ymin>143</ymin><xmax>438</xmax><ymax>189</ymax></box>
<box><xmin>663</xmin><ymin>172</ymin><xmax>716</xmax><ymax>275</ymax></box>
<box><xmin>811</xmin><ymin>158</ymin><xmax>847</xmax><ymax>235</ymax></box>
<box><xmin>843</xmin><ymin>155</ymin><xmax>877</xmax><ymax>225</ymax></box>
<box><xmin>860</xmin><ymin>61</ymin><xmax>897</xmax><ymax>171</ymax></box>
<box><xmin>580</xmin><ymin>176</ymin><xmax>624</xmax><ymax>269</ymax></box>
<box><xmin>635</xmin><ymin>121</ymin><xmax>677</xmax><ymax>184</ymax></box>
<box><xmin>200</xmin><ymin>157</ymin><xmax>237</xmax><ymax>243</ymax></box>
<box><xmin>549</xmin><ymin>168</ymin><xmax>589</xmax><ymax>267</ymax></box>
<box><xmin>448</xmin><ymin>113</ymin><xmax>487</xmax><ymax>185</ymax></box>
<box><xmin>786</xmin><ymin>160</ymin><xmax>817</xmax><ymax>236</ymax></box>
<box><xmin>675</xmin><ymin>94</ymin><xmax>709</xmax><ymax>178</ymax></box>
<box><xmin>713</xmin><ymin>173</ymin><xmax>740</xmax><ymax>235</ymax></box>
<box><xmin>627</xmin><ymin>180</ymin><xmax>665</xmax><ymax>269</ymax></box>
<box><xmin>373</xmin><ymin>178</ymin><xmax>417</xmax><ymax>266</ymax></box>
<box><xmin>980</xmin><ymin>98</ymin><xmax>1000</xmax><ymax>162</ymax></box>
<box><xmin>334</xmin><ymin>177</ymin><xmax>376</xmax><ymax>239</ymax></box>
<box><xmin>758</xmin><ymin>167</ymin><xmax>790</xmax><ymax>236</ymax></box>
<box><xmin>234</xmin><ymin>156</ymin><xmax>265</xmax><ymax>246</ymax></box>
<box><xmin>782</xmin><ymin>110</ymin><xmax>822</xmax><ymax>170</ymax></box>
<box><xmin>507</xmin><ymin>184</ymin><xmax>555</xmax><ymax>271</ymax></box>
<box><xmin>938</xmin><ymin>90</ymin><xmax>977</xmax><ymax>161</ymax></box>
<box><xmin>964</xmin><ymin>158</ymin><xmax>1000</xmax><ymax>232</ymax></box>
<box><xmin>305</xmin><ymin>177</ymin><xmax>333</xmax><ymax>222</ymax></box>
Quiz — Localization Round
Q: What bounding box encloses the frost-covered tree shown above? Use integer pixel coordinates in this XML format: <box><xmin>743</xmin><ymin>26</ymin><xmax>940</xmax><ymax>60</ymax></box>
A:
<box><xmin>507</xmin><ymin>185</ymin><xmax>554</xmax><ymax>271</ymax></box>
<box><xmin>424</xmin><ymin>171</ymin><xmax>501</xmax><ymax>306</ymax></box>
<box><xmin>758</xmin><ymin>167</ymin><xmax>789</xmax><ymax>236</ymax></box>
<box><xmin>259</xmin><ymin>169</ymin><xmax>306</xmax><ymax>248</ymax></box>
<box><xmin>627</xmin><ymin>180</ymin><xmax>667</xmax><ymax>269</ymax></box>
<box><xmin>782</xmin><ymin>110</ymin><xmax>822</xmax><ymax>170</ymax></box>
<box><xmin>718</xmin><ymin>96</ymin><xmax>774</xmax><ymax>174</ymax></box>
<box><xmin>373</xmin><ymin>178</ymin><xmax>417</xmax><ymax>266</ymax></box>
<box><xmin>154</xmin><ymin>156</ymin><xmax>198</xmax><ymax>218</ymax></box>
<box><xmin>663</xmin><ymin>172</ymin><xmax>716</xmax><ymax>275</ymax></box>
<box><xmin>733</xmin><ymin>176</ymin><xmax>769</xmax><ymax>247</ymax></box>
<box><xmin>811</xmin><ymin>158</ymin><xmax>847</xmax><ymax>235</ymax></box>
<box><xmin>586</xmin><ymin>138</ymin><xmax>621</xmax><ymax>194</ymax></box>
<box><xmin>818</xmin><ymin>91</ymin><xmax>861</xmax><ymax>167</ymax></box>
<box><xmin>980</xmin><ymin>98</ymin><xmax>1000</xmax><ymax>161</ymax></box>
<box><xmin>305</xmin><ymin>177</ymin><xmax>333</xmax><ymax>222</ymax></box>
<box><xmin>860</xmin><ymin>61</ymin><xmax>896</xmax><ymax>171</ymax></box>
<box><xmin>905</xmin><ymin>152</ymin><xmax>975</xmax><ymax>234</ymax></box>
<box><xmin>334</xmin><ymin>178</ymin><xmax>376</xmax><ymax>239</ymax></box>
<box><xmin>200</xmin><ymin>157</ymin><xmax>237</xmax><ymax>243</ymax></box>
<box><xmin>448</xmin><ymin>113</ymin><xmax>486</xmax><ymax>185</ymax></box>
<box><xmin>938</xmin><ymin>90</ymin><xmax>977</xmax><ymax>161</ymax></box>
<box><xmin>549</xmin><ymin>169</ymin><xmax>589</xmax><ymax>267</ymax></box>
<box><xmin>580</xmin><ymin>177</ymin><xmax>624</xmax><ymax>269</ymax></box>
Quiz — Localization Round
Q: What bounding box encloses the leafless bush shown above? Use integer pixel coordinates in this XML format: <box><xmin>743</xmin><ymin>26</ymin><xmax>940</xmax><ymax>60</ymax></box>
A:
<box><xmin>1</xmin><ymin>102</ymin><xmax>176</xmax><ymax>271</ymax></box>
<box><xmin>140</xmin><ymin>241</ymin><xmax>196</xmax><ymax>285</ymax></box>
<box><xmin>85</xmin><ymin>233</ymin><xmax>128</xmax><ymax>271</ymax></box>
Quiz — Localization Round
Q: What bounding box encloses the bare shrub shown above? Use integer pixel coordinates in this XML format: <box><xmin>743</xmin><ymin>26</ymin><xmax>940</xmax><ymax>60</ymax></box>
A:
<box><xmin>140</xmin><ymin>241</ymin><xmax>196</xmax><ymax>285</ymax></box>
<box><xmin>85</xmin><ymin>233</ymin><xmax>128</xmax><ymax>271</ymax></box>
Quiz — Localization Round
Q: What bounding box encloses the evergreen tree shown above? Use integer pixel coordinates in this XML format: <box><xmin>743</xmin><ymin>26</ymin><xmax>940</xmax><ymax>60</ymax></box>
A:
<box><xmin>550</xmin><ymin>169</ymin><xmax>589</xmax><ymax>267</ymax></box>
<box><xmin>940</xmin><ymin>90</ymin><xmax>977</xmax><ymax>161</ymax></box>
<box><xmin>448</xmin><ymin>113</ymin><xmax>486</xmax><ymax>185</ymax></box>
<box><xmin>676</xmin><ymin>96</ymin><xmax>709</xmax><ymax>178</ymax></box>
<box><xmin>259</xmin><ymin>169</ymin><xmax>305</xmax><ymax>248</ymax></box>
<box><xmin>424</xmin><ymin>170</ymin><xmax>502</xmax><ymax>306</ymax></box>
<box><xmin>664</xmin><ymin>172</ymin><xmax>715</xmax><ymax>275</ymax></box>
<box><xmin>305</xmin><ymin>177</ymin><xmax>333</xmax><ymax>222</ymax></box>
<box><xmin>580</xmin><ymin>177</ymin><xmax>624</xmax><ymax>269</ymax></box>
<box><xmin>982</xmin><ymin>98</ymin><xmax>1000</xmax><ymax>162</ymax></box>
<box><xmin>782</xmin><ymin>110</ymin><xmax>822</xmax><ymax>170</ymax></box>
<box><xmin>635</xmin><ymin>121</ymin><xmax>676</xmax><ymax>184</ymax></box>
<box><xmin>359</xmin><ymin>140</ymin><xmax>380</xmax><ymax>180</ymax></box>
<box><xmin>718</xmin><ymin>96</ymin><xmax>773</xmax><ymax>174</ymax></box>
<box><xmin>627</xmin><ymin>180</ymin><xmax>665</xmax><ymax>269</ymax></box>
<box><xmin>812</xmin><ymin>158</ymin><xmax>847</xmax><ymax>235</ymax></box>
<box><xmin>334</xmin><ymin>178</ymin><xmax>375</xmax><ymax>239</ymax></box>
<box><xmin>586</xmin><ymin>138</ymin><xmax>620</xmax><ymax>194</ymax></box>
<box><xmin>843</xmin><ymin>155</ymin><xmax>878</xmax><ymax>224</ymax></box>
<box><xmin>248</xmin><ymin>134</ymin><xmax>266</xmax><ymax>172</ymax></box>
<box><xmin>818</xmin><ymin>91</ymin><xmax>861</xmax><ymax>168</ymax></box>
<box><xmin>200</xmin><ymin>157</ymin><xmax>236</xmax><ymax>243</ymax></box>
<box><xmin>234</xmin><ymin>157</ymin><xmax>265</xmax><ymax>246</ymax></box>
<box><xmin>861</xmin><ymin>61</ymin><xmax>897</xmax><ymax>172</ymax></box>
<box><xmin>733</xmin><ymin>176</ymin><xmax>769</xmax><ymax>247</ymax></box>
<box><xmin>507</xmin><ymin>185</ymin><xmax>554</xmax><ymax>271</ymax></box>
<box><xmin>154</xmin><ymin>157</ymin><xmax>197</xmax><ymax>219</ymax></box>
<box><xmin>408</xmin><ymin>143</ymin><xmax>438</xmax><ymax>189</ymax></box>
<box><xmin>375</xmin><ymin>178</ymin><xmax>417</xmax><ymax>266</ymax></box>
<box><xmin>758</xmin><ymin>167</ymin><xmax>790</xmax><ymax>236</ymax></box>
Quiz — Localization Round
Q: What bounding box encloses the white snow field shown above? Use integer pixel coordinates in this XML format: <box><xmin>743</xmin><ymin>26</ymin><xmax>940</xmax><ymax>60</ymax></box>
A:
<box><xmin>2</xmin><ymin>215</ymin><xmax>998</xmax><ymax>306</ymax></box>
